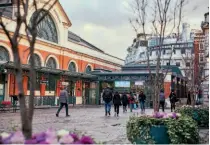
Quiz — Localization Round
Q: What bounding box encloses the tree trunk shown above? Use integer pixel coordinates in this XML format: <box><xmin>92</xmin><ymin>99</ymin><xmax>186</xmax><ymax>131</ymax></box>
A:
<box><xmin>13</xmin><ymin>51</ymin><xmax>32</xmax><ymax>139</ymax></box>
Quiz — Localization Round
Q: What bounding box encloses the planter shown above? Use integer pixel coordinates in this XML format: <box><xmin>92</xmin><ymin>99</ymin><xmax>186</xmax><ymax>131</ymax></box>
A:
<box><xmin>150</xmin><ymin>125</ymin><xmax>170</xmax><ymax>144</ymax></box>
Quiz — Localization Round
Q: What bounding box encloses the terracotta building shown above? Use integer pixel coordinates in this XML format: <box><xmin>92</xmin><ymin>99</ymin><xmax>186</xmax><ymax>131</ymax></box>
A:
<box><xmin>0</xmin><ymin>1</ymin><xmax>123</xmax><ymax>104</ymax></box>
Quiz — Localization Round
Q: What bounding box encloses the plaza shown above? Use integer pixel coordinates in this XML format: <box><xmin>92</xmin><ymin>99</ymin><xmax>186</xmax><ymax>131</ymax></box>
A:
<box><xmin>0</xmin><ymin>107</ymin><xmax>169</xmax><ymax>144</ymax></box>
<box><xmin>0</xmin><ymin>107</ymin><xmax>209</xmax><ymax>144</ymax></box>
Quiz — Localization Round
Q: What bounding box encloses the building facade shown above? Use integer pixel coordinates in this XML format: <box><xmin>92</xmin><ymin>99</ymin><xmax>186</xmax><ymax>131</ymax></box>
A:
<box><xmin>125</xmin><ymin>23</ymin><xmax>194</xmax><ymax>77</ymax></box>
<box><xmin>0</xmin><ymin>1</ymin><xmax>124</xmax><ymax>104</ymax></box>
<box><xmin>201</xmin><ymin>12</ymin><xmax>209</xmax><ymax>98</ymax></box>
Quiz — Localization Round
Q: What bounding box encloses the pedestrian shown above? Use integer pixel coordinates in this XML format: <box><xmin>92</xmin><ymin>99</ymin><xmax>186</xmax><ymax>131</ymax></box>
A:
<box><xmin>159</xmin><ymin>89</ymin><xmax>165</xmax><ymax>112</ymax></box>
<box><xmin>138</xmin><ymin>91</ymin><xmax>146</xmax><ymax>114</ymax></box>
<box><xmin>113</xmin><ymin>91</ymin><xmax>121</xmax><ymax>117</ymax></box>
<box><xmin>121</xmin><ymin>92</ymin><xmax>128</xmax><ymax>112</ymax></box>
<box><xmin>102</xmin><ymin>86</ymin><xmax>113</xmax><ymax>116</ymax></box>
<box><xmin>128</xmin><ymin>92</ymin><xmax>135</xmax><ymax>112</ymax></box>
<box><xmin>169</xmin><ymin>90</ymin><xmax>177</xmax><ymax>112</ymax></box>
<box><xmin>186</xmin><ymin>91</ymin><xmax>191</xmax><ymax>105</ymax></box>
<box><xmin>56</xmin><ymin>86</ymin><xmax>70</xmax><ymax>117</ymax></box>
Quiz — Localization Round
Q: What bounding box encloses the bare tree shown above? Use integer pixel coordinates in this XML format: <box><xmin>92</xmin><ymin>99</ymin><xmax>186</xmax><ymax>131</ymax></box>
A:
<box><xmin>129</xmin><ymin>0</ymin><xmax>185</xmax><ymax>111</ymax></box>
<box><xmin>0</xmin><ymin>0</ymin><xmax>58</xmax><ymax>139</ymax></box>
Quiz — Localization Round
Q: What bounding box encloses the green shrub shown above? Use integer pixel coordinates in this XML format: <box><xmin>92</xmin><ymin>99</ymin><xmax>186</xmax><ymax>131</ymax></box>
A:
<box><xmin>126</xmin><ymin>114</ymin><xmax>199</xmax><ymax>144</ymax></box>
<box><xmin>175</xmin><ymin>105</ymin><xmax>209</xmax><ymax>128</ymax></box>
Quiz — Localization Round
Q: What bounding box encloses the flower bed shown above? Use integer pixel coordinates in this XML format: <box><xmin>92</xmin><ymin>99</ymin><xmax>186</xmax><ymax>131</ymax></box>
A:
<box><xmin>175</xmin><ymin>105</ymin><xmax>209</xmax><ymax>128</ymax></box>
<box><xmin>126</xmin><ymin>112</ymin><xmax>199</xmax><ymax>144</ymax></box>
<box><xmin>0</xmin><ymin>129</ymin><xmax>95</xmax><ymax>144</ymax></box>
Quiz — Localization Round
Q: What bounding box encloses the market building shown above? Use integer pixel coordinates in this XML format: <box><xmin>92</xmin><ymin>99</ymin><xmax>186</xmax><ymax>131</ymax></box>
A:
<box><xmin>0</xmin><ymin>1</ymin><xmax>123</xmax><ymax>105</ymax></box>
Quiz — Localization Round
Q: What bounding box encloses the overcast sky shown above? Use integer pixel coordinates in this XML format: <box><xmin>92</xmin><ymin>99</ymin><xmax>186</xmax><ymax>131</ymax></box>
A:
<box><xmin>60</xmin><ymin>0</ymin><xmax>209</xmax><ymax>59</ymax></box>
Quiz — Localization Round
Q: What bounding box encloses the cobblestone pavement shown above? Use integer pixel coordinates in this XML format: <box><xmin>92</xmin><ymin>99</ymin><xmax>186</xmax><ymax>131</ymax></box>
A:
<box><xmin>0</xmin><ymin>107</ymin><xmax>208</xmax><ymax>144</ymax></box>
<box><xmin>0</xmin><ymin>107</ymin><xmax>163</xmax><ymax>143</ymax></box>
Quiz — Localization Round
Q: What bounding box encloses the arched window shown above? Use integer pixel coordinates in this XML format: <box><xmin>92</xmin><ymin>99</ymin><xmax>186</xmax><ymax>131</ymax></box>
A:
<box><xmin>29</xmin><ymin>54</ymin><xmax>41</xmax><ymax>67</ymax></box>
<box><xmin>85</xmin><ymin>65</ymin><xmax>92</xmax><ymax>73</ymax></box>
<box><xmin>30</xmin><ymin>9</ymin><xmax>58</xmax><ymax>43</ymax></box>
<box><xmin>0</xmin><ymin>46</ymin><xmax>9</xmax><ymax>62</ymax></box>
<box><xmin>68</xmin><ymin>62</ymin><xmax>77</xmax><ymax>72</ymax></box>
<box><xmin>46</xmin><ymin>57</ymin><xmax>57</xmax><ymax>69</ymax></box>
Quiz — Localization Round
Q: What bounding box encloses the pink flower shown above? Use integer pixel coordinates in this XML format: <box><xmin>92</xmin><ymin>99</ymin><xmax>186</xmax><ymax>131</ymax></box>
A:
<box><xmin>10</xmin><ymin>131</ymin><xmax>25</xmax><ymax>144</ymax></box>
<box><xmin>45</xmin><ymin>137</ymin><xmax>58</xmax><ymax>144</ymax></box>
<box><xmin>80</xmin><ymin>136</ymin><xmax>95</xmax><ymax>144</ymax></box>
<box><xmin>59</xmin><ymin>134</ymin><xmax>74</xmax><ymax>144</ymax></box>
<box><xmin>45</xmin><ymin>128</ymin><xmax>56</xmax><ymax>138</ymax></box>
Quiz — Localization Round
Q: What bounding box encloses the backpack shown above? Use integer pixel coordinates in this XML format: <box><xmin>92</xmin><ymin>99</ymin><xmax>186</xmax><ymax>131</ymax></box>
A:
<box><xmin>104</xmin><ymin>89</ymin><xmax>111</xmax><ymax>99</ymax></box>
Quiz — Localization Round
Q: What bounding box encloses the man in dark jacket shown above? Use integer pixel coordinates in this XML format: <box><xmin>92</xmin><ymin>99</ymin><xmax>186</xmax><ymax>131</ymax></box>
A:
<box><xmin>56</xmin><ymin>86</ymin><xmax>70</xmax><ymax>117</ymax></box>
<box><xmin>169</xmin><ymin>90</ymin><xmax>177</xmax><ymax>112</ymax></box>
<box><xmin>121</xmin><ymin>92</ymin><xmax>128</xmax><ymax>112</ymax></box>
<box><xmin>139</xmin><ymin>91</ymin><xmax>146</xmax><ymax>114</ymax></box>
<box><xmin>102</xmin><ymin>87</ymin><xmax>113</xmax><ymax>116</ymax></box>
<box><xmin>113</xmin><ymin>91</ymin><xmax>121</xmax><ymax>116</ymax></box>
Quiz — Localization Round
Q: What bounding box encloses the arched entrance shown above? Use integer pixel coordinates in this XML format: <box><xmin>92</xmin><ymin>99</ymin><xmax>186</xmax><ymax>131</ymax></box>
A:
<box><xmin>0</xmin><ymin>46</ymin><xmax>10</xmax><ymax>102</ymax></box>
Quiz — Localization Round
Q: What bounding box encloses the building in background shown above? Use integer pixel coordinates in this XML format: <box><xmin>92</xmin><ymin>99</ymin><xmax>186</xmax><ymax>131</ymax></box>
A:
<box><xmin>125</xmin><ymin>23</ymin><xmax>194</xmax><ymax>77</ymax></box>
<box><xmin>0</xmin><ymin>1</ymin><xmax>124</xmax><ymax>105</ymax></box>
<box><xmin>201</xmin><ymin>12</ymin><xmax>209</xmax><ymax>99</ymax></box>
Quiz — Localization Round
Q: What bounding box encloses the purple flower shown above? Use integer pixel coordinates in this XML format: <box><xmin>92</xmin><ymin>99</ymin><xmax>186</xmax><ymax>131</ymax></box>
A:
<box><xmin>80</xmin><ymin>136</ymin><xmax>95</xmax><ymax>144</ymax></box>
<box><xmin>25</xmin><ymin>139</ymin><xmax>38</xmax><ymax>144</ymax></box>
<box><xmin>70</xmin><ymin>133</ymin><xmax>79</xmax><ymax>141</ymax></box>
<box><xmin>2</xmin><ymin>133</ymin><xmax>14</xmax><ymax>144</ymax></box>
<box><xmin>10</xmin><ymin>131</ymin><xmax>25</xmax><ymax>144</ymax></box>
<box><xmin>73</xmin><ymin>141</ymin><xmax>83</xmax><ymax>144</ymax></box>
<box><xmin>39</xmin><ymin>141</ymin><xmax>49</xmax><ymax>144</ymax></box>
<box><xmin>35</xmin><ymin>132</ymin><xmax>46</xmax><ymax>143</ymax></box>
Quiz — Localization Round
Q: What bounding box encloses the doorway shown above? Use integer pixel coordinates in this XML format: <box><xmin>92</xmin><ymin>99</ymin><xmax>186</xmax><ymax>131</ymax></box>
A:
<box><xmin>0</xmin><ymin>74</ymin><xmax>5</xmax><ymax>102</ymax></box>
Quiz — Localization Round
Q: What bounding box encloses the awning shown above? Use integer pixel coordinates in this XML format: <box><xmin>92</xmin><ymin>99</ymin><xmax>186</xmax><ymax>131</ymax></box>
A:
<box><xmin>0</xmin><ymin>61</ymin><xmax>97</xmax><ymax>80</ymax></box>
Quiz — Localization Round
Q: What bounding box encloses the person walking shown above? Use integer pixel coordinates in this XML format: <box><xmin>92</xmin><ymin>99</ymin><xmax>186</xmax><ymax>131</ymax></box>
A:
<box><xmin>128</xmin><ymin>92</ymin><xmax>135</xmax><ymax>112</ymax></box>
<box><xmin>121</xmin><ymin>92</ymin><xmax>128</xmax><ymax>112</ymax></box>
<box><xmin>56</xmin><ymin>86</ymin><xmax>70</xmax><ymax>117</ymax></box>
<box><xmin>159</xmin><ymin>89</ymin><xmax>165</xmax><ymax>112</ymax></box>
<box><xmin>169</xmin><ymin>90</ymin><xmax>177</xmax><ymax>112</ymax></box>
<box><xmin>113</xmin><ymin>91</ymin><xmax>121</xmax><ymax>117</ymax></box>
<box><xmin>186</xmin><ymin>91</ymin><xmax>191</xmax><ymax>105</ymax></box>
<box><xmin>102</xmin><ymin>86</ymin><xmax>113</xmax><ymax>116</ymax></box>
<box><xmin>139</xmin><ymin>91</ymin><xmax>146</xmax><ymax>114</ymax></box>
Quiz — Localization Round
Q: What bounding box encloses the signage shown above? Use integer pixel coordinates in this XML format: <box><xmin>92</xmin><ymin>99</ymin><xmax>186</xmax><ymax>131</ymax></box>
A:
<box><xmin>61</xmin><ymin>82</ymin><xmax>69</xmax><ymax>86</ymax></box>
<box><xmin>115</xmin><ymin>81</ymin><xmax>130</xmax><ymax>88</ymax></box>
<box><xmin>40</xmin><ymin>80</ymin><xmax>48</xmax><ymax>84</ymax></box>
<box><xmin>135</xmin><ymin>81</ymin><xmax>144</xmax><ymax>86</ymax></box>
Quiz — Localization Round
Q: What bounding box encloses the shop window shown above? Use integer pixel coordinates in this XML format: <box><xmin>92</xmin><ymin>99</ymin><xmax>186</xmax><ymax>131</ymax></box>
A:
<box><xmin>181</xmin><ymin>48</ymin><xmax>185</xmax><ymax>54</ymax></box>
<box><xmin>176</xmin><ymin>62</ymin><xmax>180</xmax><ymax>67</ymax></box>
<box><xmin>162</xmin><ymin>49</ymin><xmax>166</xmax><ymax>55</ymax></box>
<box><xmin>46</xmin><ymin>75</ymin><xmax>56</xmax><ymax>92</ymax></box>
<box><xmin>27</xmin><ymin>76</ymin><xmax>40</xmax><ymax>90</ymax></box>
<box><xmin>186</xmin><ymin>62</ymin><xmax>190</xmax><ymax>67</ymax></box>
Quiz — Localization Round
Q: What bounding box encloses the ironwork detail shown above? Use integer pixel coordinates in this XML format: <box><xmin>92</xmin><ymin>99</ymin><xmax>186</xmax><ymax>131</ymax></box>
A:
<box><xmin>68</xmin><ymin>62</ymin><xmax>76</xmax><ymax>72</ymax></box>
<box><xmin>30</xmin><ymin>9</ymin><xmax>58</xmax><ymax>43</ymax></box>
<box><xmin>0</xmin><ymin>46</ymin><xmax>9</xmax><ymax>62</ymax></box>
<box><xmin>46</xmin><ymin>57</ymin><xmax>57</xmax><ymax>69</ymax></box>
<box><xmin>29</xmin><ymin>54</ymin><xmax>41</xmax><ymax>67</ymax></box>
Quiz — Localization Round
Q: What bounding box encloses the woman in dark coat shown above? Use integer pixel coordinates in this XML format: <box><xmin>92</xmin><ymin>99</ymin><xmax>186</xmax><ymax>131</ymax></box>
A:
<box><xmin>113</xmin><ymin>91</ymin><xmax>121</xmax><ymax>116</ymax></box>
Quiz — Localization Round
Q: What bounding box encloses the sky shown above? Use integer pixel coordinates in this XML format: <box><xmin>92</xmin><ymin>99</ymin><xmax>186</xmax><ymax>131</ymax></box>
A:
<box><xmin>59</xmin><ymin>0</ymin><xmax>209</xmax><ymax>59</ymax></box>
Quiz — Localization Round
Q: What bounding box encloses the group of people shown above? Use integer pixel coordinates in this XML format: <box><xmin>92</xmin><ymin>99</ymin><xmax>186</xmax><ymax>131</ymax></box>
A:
<box><xmin>102</xmin><ymin>87</ymin><xmax>147</xmax><ymax>116</ymax></box>
<box><xmin>102</xmin><ymin>86</ymin><xmax>179</xmax><ymax>117</ymax></box>
<box><xmin>55</xmin><ymin>86</ymin><xmax>179</xmax><ymax>117</ymax></box>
